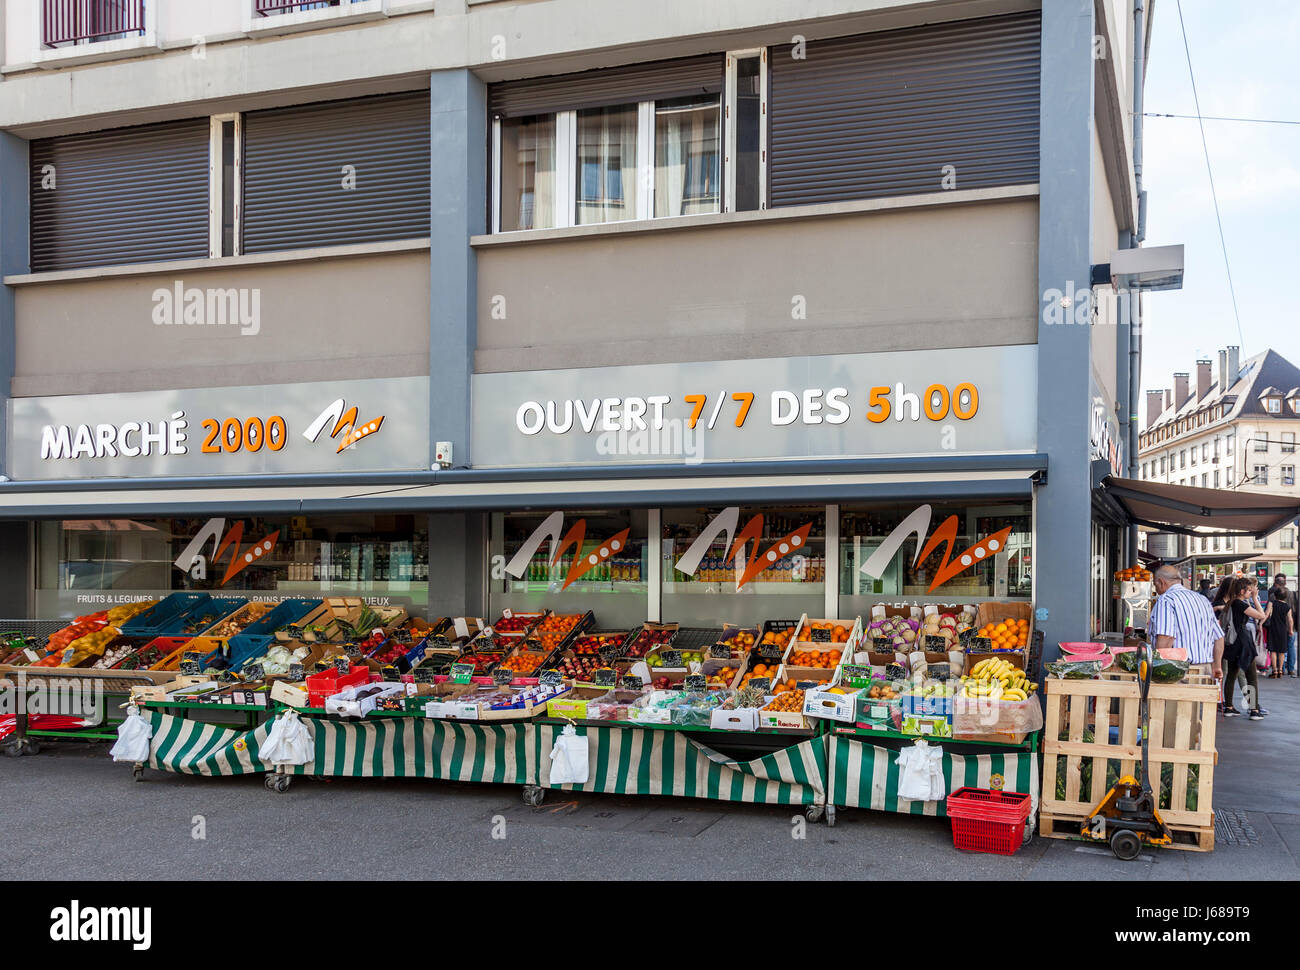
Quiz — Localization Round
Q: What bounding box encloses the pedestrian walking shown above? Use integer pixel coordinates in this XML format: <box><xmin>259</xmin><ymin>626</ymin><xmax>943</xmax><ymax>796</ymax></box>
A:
<box><xmin>1270</xmin><ymin>574</ymin><xmax>1299</xmax><ymax>676</ymax></box>
<box><xmin>1223</xmin><ymin>577</ymin><xmax>1269</xmax><ymax>720</ymax></box>
<box><xmin>1264</xmin><ymin>586</ymin><xmax>1294</xmax><ymax>679</ymax></box>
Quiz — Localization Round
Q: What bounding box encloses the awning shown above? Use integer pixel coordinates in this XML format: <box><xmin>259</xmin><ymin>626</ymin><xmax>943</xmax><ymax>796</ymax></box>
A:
<box><xmin>1169</xmin><ymin>553</ymin><xmax>1245</xmax><ymax>568</ymax></box>
<box><xmin>1101</xmin><ymin>475</ymin><xmax>1300</xmax><ymax>540</ymax></box>
<box><xmin>0</xmin><ymin>456</ymin><xmax>1045</xmax><ymax>519</ymax></box>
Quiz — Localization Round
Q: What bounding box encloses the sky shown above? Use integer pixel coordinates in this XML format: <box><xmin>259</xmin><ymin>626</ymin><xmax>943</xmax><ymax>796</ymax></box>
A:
<box><xmin>1137</xmin><ymin>0</ymin><xmax>1300</xmax><ymax>418</ymax></box>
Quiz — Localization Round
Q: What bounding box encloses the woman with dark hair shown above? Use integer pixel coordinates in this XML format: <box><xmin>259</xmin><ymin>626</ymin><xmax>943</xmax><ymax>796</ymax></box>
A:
<box><xmin>1223</xmin><ymin>577</ymin><xmax>1268</xmax><ymax>720</ymax></box>
<box><xmin>1211</xmin><ymin>576</ymin><xmax>1235</xmax><ymax>613</ymax></box>
<box><xmin>1265</xmin><ymin>586</ymin><xmax>1293</xmax><ymax>679</ymax></box>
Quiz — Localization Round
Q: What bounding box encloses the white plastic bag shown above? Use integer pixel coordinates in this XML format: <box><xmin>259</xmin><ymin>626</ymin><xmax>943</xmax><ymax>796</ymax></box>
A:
<box><xmin>260</xmin><ymin>709</ymin><xmax>315</xmax><ymax>766</ymax></box>
<box><xmin>895</xmin><ymin>740</ymin><xmax>945</xmax><ymax>801</ymax></box>
<box><xmin>109</xmin><ymin>707</ymin><xmax>153</xmax><ymax>763</ymax></box>
<box><xmin>548</xmin><ymin>724</ymin><xmax>589</xmax><ymax>785</ymax></box>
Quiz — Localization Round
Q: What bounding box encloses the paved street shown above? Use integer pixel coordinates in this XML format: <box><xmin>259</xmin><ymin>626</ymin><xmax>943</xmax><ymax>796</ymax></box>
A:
<box><xmin>3</xmin><ymin>679</ymin><xmax>1297</xmax><ymax>880</ymax></box>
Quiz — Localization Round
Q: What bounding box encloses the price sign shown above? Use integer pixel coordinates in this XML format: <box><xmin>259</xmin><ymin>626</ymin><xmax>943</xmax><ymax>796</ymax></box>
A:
<box><xmin>334</xmin><ymin>656</ymin><xmax>352</xmax><ymax>674</ymax></box>
<box><xmin>215</xmin><ymin>668</ymin><xmax>236</xmax><ymax>684</ymax></box>
<box><xmin>970</xmin><ymin>636</ymin><xmax>995</xmax><ymax>653</ymax></box>
<box><xmin>450</xmin><ymin>663</ymin><xmax>475</xmax><ymax>685</ymax></box>
<box><xmin>286</xmin><ymin>663</ymin><xmax>304</xmax><ymax>681</ymax></box>
<box><xmin>872</xmin><ymin>637</ymin><xmax>893</xmax><ymax>652</ymax></box>
<box><xmin>593</xmin><ymin>667</ymin><xmax>618</xmax><ymax>688</ymax></box>
<box><xmin>810</xmin><ymin>627</ymin><xmax>833</xmax><ymax>643</ymax></box>
<box><xmin>841</xmin><ymin>664</ymin><xmax>874</xmax><ymax>689</ymax></box>
<box><xmin>620</xmin><ymin>672</ymin><xmax>644</xmax><ymax>689</ymax></box>
<box><xmin>925</xmin><ymin>635</ymin><xmax>948</xmax><ymax>652</ymax></box>
<box><xmin>492</xmin><ymin>667</ymin><xmax>515</xmax><ymax>686</ymax></box>
<box><xmin>709</xmin><ymin>643</ymin><xmax>733</xmax><ymax>660</ymax></box>
<box><xmin>759</xmin><ymin>644</ymin><xmax>785</xmax><ymax>661</ymax></box>
<box><xmin>243</xmin><ymin>663</ymin><xmax>265</xmax><ymax>682</ymax></box>
<box><xmin>314</xmin><ymin>660</ymin><xmax>333</xmax><ymax>673</ymax></box>
<box><xmin>736</xmin><ymin>684</ymin><xmax>766</xmax><ymax>708</ymax></box>
<box><xmin>344</xmin><ymin>643</ymin><xmax>362</xmax><ymax>659</ymax></box>
<box><xmin>381</xmin><ymin>665</ymin><xmax>401</xmax><ymax>682</ymax></box>
<box><xmin>684</xmin><ymin>674</ymin><xmax>707</xmax><ymax>694</ymax></box>
<box><xmin>928</xmin><ymin>663</ymin><xmax>952</xmax><ymax>681</ymax></box>
<box><xmin>795</xmin><ymin>680</ymin><xmax>820</xmax><ymax>690</ymax></box>
<box><xmin>748</xmin><ymin>677</ymin><xmax>771</xmax><ymax>693</ymax></box>
<box><xmin>179</xmin><ymin>659</ymin><xmax>202</xmax><ymax>676</ymax></box>
<box><xmin>182</xmin><ymin>651</ymin><xmax>205</xmax><ymax>664</ymax></box>
<box><xmin>539</xmin><ymin>669</ymin><xmax>564</xmax><ymax>688</ymax></box>
<box><xmin>957</xmin><ymin>627</ymin><xmax>974</xmax><ymax>646</ymax></box>
<box><xmin>659</xmin><ymin>649</ymin><xmax>683</xmax><ymax>668</ymax></box>
<box><xmin>413</xmin><ymin>666</ymin><xmax>438</xmax><ymax>684</ymax></box>
<box><xmin>598</xmin><ymin>644</ymin><xmax>624</xmax><ymax>664</ymax></box>
<box><xmin>429</xmin><ymin>636</ymin><xmax>453</xmax><ymax>650</ymax></box>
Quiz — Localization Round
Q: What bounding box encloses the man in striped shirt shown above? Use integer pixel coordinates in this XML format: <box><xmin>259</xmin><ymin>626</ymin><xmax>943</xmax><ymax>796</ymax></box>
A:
<box><xmin>1149</xmin><ymin>565</ymin><xmax>1224</xmax><ymax>679</ymax></box>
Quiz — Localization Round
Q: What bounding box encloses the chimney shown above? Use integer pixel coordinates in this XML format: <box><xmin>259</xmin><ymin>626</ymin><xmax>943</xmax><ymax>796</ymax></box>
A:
<box><xmin>1165</xmin><ymin>388</ymin><xmax>1173</xmax><ymax>409</ymax></box>
<box><xmin>1196</xmin><ymin>359</ymin><xmax>1212</xmax><ymax>400</ymax></box>
<box><xmin>1218</xmin><ymin>349</ymin><xmax>1229</xmax><ymax>392</ymax></box>
<box><xmin>1226</xmin><ymin>346</ymin><xmax>1240</xmax><ymax>388</ymax></box>
<box><xmin>1145</xmin><ymin>389</ymin><xmax>1164</xmax><ymax>428</ymax></box>
<box><xmin>1174</xmin><ymin>372</ymin><xmax>1189</xmax><ymax>408</ymax></box>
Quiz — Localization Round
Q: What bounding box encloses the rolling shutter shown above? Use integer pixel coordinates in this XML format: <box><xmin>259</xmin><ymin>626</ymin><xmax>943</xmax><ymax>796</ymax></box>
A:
<box><xmin>29</xmin><ymin>119</ymin><xmax>210</xmax><ymax>272</ymax></box>
<box><xmin>241</xmin><ymin>90</ymin><xmax>431</xmax><ymax>254</ymax></box>
<box><xmin>769</xmin><ymin>12</ymin><xmax>1040</xmax><ymax>208</ymax></box>
<box><xmin>489</xmin><ymin>54</ymin><xmax>724</xmax><ymax>118</ymax></box>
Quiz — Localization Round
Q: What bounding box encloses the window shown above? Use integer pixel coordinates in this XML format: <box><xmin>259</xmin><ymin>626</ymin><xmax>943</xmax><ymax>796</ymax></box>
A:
<box><xmin>1214</xmin><ymin>470</ymin><xmax>1220</xmax><ymax>488</ymax></box>
<box><xmin>1267</xmin><ymin>397</ymin><xmax>1282</xmax><ymax>413</ymax></box>
<box><xmin>1202</xmin><ymin>443</ymin><xmax>1209</xmax><ymax>462</ymax></box>
<box><xmin>1180</xmin><ymin>450</ymin><xmax>1187</xmax><ymax>468</ymax></box>
<box><xmin>1213</xmin><ymin>536</ymin><xmax>1221</xmax><ymax>551</ymax></box>
<box><xmin>1254</xmin><ymin>464</ymin><xmax>1269</xmax><ymax>485</ymax></box>
<box><xmin>655</xmin><ymin>98</ymin><xmax>721</xmax><ymax>217</ymax></box>
<box><xmin>1160</xmin><ymin>457</ymin><xmax>1167</xmax><ymax>475</ymax></box>
<box><xmin>1283</xmin><ymin>432</ymin><xmax>1296</xmax><ymax>453</ymax></box>
<box><xmin>1255</xmin><ymin>536</ymin><xmax>1268</xmax><ymax>550</ymax></box>
<box><xmin>498</xmin><ymin>115</ymin><xmax>558</xmax><ymax>231</ymax></box>
<box><xmin>576</xmin><ymin>104</ymin><xmax>639</xmax><ymax>225</ymax></box>
<box><xmin>209</xmin><ymin>115</ymin><xmax>242</xmax><ymax>258</ymax></box>
<box><xmin>1227</xmin><ymin>467</ymin><xmax>1234</xmax><ymax>486</ymax></box>
<box><xmin>1190</xmin><ymin>447</ymin><xmax>1197</xmax><ymax>465</ymax></box>
<box><xmin>1256</xmin><ymin>432</ymin><xmax>1269</xmax><ymax>452</ymax></box>
<box><xmin>1214</xmin><ymin>437</ymin><xmax>1221</xmax><ymax>458</ymax></box>
<box><xmin>1284</xmin><ymin>465</ymin><xmax>1296</xmax><ymax>487</ymax></box>
<box><xmin>1201</xmin><ymin>473</ymin><xmax>1208</xmax><ymax>488</ymax></box>
<box><xmin>725</xmin><ymin>52</ymin><xmax>766</xmax><ymax>212</ymax></box>
<box><xmin>41</xmin><ymin>0</ymin><xmax>146</xmax><ymax>48</ymax></box>
<box><xmin>1201</xmin><ymin>537</ymin><xmax>1208</xmax><ymax>552</ymax></box>
<box><xmin>1284</xmin><ymin>529</ymin><xmax>1297</xmax><ymax>550</ymax></box>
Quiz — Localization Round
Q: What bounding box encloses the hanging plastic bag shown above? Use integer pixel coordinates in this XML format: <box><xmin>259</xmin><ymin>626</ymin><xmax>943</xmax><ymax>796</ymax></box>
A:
<box><xmin>549</xmin><ymin>724</ymin><xmax>589</xmax><ymax>785</ymax></box>
<box><xmin>260</xmin><ymin>709</ymin><xmax>315</xmax><ymax>766</ymax></box>
<box><xmin>895</xmin><ymin>740</ymin><xmax>944</xmax><ymax>802</ymax></box>
<box><xmin>109</xmin><ymin>707</ymin><xmax>153</xmax><ymax>763</ymax></box>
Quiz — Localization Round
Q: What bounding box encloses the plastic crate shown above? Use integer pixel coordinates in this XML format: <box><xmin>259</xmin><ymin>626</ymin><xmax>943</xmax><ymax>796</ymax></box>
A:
<box><xmin>119</xmin><ymin>593</ymin><xmax>211</xmax><ymax>638</ymax></box>
<box><xmin>161</xmin><ymin>597</ymin><xmax>247</xmax><ymax>638</ymax></box>
<box><xmin>239</xmin><ymin>598</ymin><xmax>323</xmax><ymax>638</ymax></box>
<box><xmin>946</xmin><ymin>787</ymin><xmax>1033</xmax><ymax>856</ymax></box>
<box><xmin>305</xmin><ymin>664</ymin><xmax>371</xmax><ymax>708</ymax></box>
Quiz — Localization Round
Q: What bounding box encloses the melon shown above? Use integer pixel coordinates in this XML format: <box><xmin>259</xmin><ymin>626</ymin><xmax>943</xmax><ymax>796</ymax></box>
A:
<box><xmin>1060</xmin><ymin>641</ymin><xmax>1107</xmax><ymax>657</ymax></box>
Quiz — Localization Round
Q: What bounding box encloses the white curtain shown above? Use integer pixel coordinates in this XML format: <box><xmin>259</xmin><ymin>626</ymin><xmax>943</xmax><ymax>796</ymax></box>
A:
<box><xmin>577</xmin><ymin>106</ymin><xmax>637</xmax><ymax>225</ymax></box>
<box><xmin>655</xmin><ymin>113</ymin><xmax>686</xmax><ymax>217</ymax></box>
<box><xmin>529</xmin><ymin>117</ymin><xmax>556</xmax><ymax>230</ymax></box>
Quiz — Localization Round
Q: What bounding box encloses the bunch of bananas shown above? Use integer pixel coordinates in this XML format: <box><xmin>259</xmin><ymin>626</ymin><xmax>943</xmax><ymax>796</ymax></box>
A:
<box><xmin>960</xmin><ymin>657</ymin><xmax>1037</xmax><ymax>700</ymax></box>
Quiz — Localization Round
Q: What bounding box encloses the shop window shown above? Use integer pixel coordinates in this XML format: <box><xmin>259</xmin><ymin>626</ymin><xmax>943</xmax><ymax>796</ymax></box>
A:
<box><xmin>662</xmin><ymin>505</ymin><xmax>826</xmax><ymax>628</ymax></box>
<box><xmin>35</xmin><ymin>516</ymin><xmax>429</xmax><ymax>619</ymax></box>
<box><xmin>489</xmin><ymin>509</ymin><xmax>648</xmax><ymax>629</ymax></box>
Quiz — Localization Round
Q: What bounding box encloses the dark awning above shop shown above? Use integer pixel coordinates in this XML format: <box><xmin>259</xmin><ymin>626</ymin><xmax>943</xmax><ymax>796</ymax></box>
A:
<box><xmin>1100</xmin><ymin>475</ymin><xmax>1300</xmax><ymax>540</ymax></box>
<box><xmin>0</xmin><ymin>455</ymin><xmax>1046</xmax><ymax>519</ymax></box>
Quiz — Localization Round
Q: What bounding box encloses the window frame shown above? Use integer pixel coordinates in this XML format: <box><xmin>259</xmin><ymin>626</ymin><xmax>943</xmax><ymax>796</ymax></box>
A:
<box><xmin>208</xmin><ymin>113</ymin><xmax>243</xmax><ymax>259</ymax></box>
<box><xmin>723</xmin><ymin>47</ymin><xmax>768</xmax><ymax>214</ymax></box>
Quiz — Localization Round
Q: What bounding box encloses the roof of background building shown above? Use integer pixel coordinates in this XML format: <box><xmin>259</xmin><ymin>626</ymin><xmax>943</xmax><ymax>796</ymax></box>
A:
<box><xmin>1145</xmin><ymin>348</ymin><xmax>1300</xmax><ymax>434</ymax></box>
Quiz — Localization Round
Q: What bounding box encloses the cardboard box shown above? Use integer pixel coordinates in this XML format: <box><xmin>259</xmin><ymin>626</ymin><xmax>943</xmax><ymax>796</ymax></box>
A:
<box><xmin>802</xmin><ymin>685</ymin><xmax>861</xmax><ymax>722</ymax></box>
<box><xmin>900</xmin><ymin>713</ymin><xmax>953</xmax><ymax>738</ymax></box>
<box><xmin>855</xmin><ymin>692</ymin><xmax>903</xmax><ymax>731</ymax></box>
<box><xmin>270</xmin><ymin>680</ymin><xmax>310</xmax><ymax>708</ymax></box>
<box><xmin>546</xmin><ymin>686</ymin><xmax>608</xmax><ymax>720</ymax></box>
<box><xmin>421</xmin><ymin>683</ymin><xmax>479</xmax><ymax>721</ymax></box>
<box><xmin>757</xmin><ymin>707</ymin><xmax>808</xmax><ymax>730</ymax></box>
<box><xmin>900</xmin><ymin>689</ymin><xmax>956</xmax><ymax>718</ymax></box>
<box><xmin>130</xmin><ymin>675</ymin><xmax>207</xmax><ymax>703</ymax></box>
<box><xmin>325</xmin><ymin>682</ymin><xmax>405</xmax><ymax>718</ymax></box>
<box><xmin>710</xmin><ymin>707</ymin><xmax>759</xmax><ymax>732</ymax></box>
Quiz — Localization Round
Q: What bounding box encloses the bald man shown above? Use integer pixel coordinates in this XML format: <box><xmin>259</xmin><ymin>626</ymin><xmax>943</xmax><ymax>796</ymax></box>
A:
<box><xmin>1149</xmin><ymin>564</ymin><xmax>1224</xmax><ymax>680</ymax></box>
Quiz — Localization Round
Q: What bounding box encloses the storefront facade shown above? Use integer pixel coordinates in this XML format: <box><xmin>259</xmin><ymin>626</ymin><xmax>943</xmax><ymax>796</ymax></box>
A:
<box><xmin>0</xmin><ymin>0</ymin><xmax>1143</xmax><ymax>653</ymax></box>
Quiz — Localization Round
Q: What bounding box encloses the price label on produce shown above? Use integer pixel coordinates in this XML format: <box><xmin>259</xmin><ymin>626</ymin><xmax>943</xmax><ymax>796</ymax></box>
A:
<box><xmin>872</xmin><ymin>637</ymin><xmax>893</xmax><ymax>652</ymax></box>
<box><xmin>450</xmin><ymin>663</ymin><xmax>475</xmax><ymax>685</ymax></box>
<box><xmin>925</xmin><ymin>635</ymin><xmax>948</xmax><ymax>651</ymax></box>
<box><xmin>598</xmin><ymin>644</ymin><xmax>624</xmax><ymax>664</ymax></box>
<box><xmin>795</xmin><ymin>680</ymin><xmax>820</xmax><ymax>690</ymax></box>
<box><xmin>659</xmin><ymin>649</ymin><xmax>683</xmax><ymax>667</ymax></box>
<box><xmin>539</xmin><ymin>669</ymin><xmax>563</xmax><ymax>687</ymax></box>
<box><xmin>334</xmin><ymin>656</ymin><xmax>352</xmax><ymax>674</ymax></box>
<box><xmin>216</xmin><ymin>668</ymin><xmax>236</xmax><ymax>684</ymax></box>
<box><xmin>344</xmin><ymin>643</ymin><xmax>362</xmax><ymax>659</ymax></box>
<box><xmin>841</xmin><ymin>664</ymin><xmax>874</xmax><ymax>689</ymax></box>
<box><xmin>429</xmin><ymin>636</ymin><xmax>452</xmax><ymax>649</ymax></box>
<box><xmin>957</xmin><ymin>628</ymin><xmax>974</xmax><ymax>647</ymax></box>
<box><xmin>243</xmin><ymin>663</ymin><xmax>265</xmax><ymax>682</ymax></box>
<box><xmin>709</xmin><ymin>643</ymin><xmax>732</xmax><ymax>660</ymax></box>
<box><xmin>593</xmin><ymin>667</ymin><xmax>618</xmax><ymax>688</ymax></box>
<box><xmin>182</xmin><ymin>651</ymin><xmax>205</xmax><ymax>664</ymax></box>
<box><xmin>747</xmin><ymin>677</ymin><xmax>771</xmax><ymax>693</ymax></box>
<box><xmin>620</xmin><ymin>672</ymin><xmax>643</xmax><ymax>690</ymax></box>
<box><xmin>288</xmin><ymin>663</ymin><xmax>304</xmax><ymax>681</ymax></box>
<box><xmin>759</xmin><ymin>644</ymin><xmax>784</xmax><ymax>661</ymax></box>
<box><xmin>179</xmin><ymin>659</ymin><xmax>202</xmax><ymax>676</ymax></box>
<box><xmin>492</xmin><ymin>667</ymin><xmax>514</xmax><ymax>686</ymax></box>
<box><xmin>381</xmin><ymin>665</ymin><xmax>401</xmax><ymax>682</ymax></box>
<box><xmin>810</xmin><ymin>627</ymin><xmax>833</xmax><ymax>643</ymax></box>
<box><xmin>413</xmin><ymin>666</ymin><xmax>438</xmax><ymax>684</ymax></box>
<box><xmin>684</xmin><ymin>674</ymin><xmax>707</xmax><ymax>694</ymax></box>
<box><xmin>970</xmin><ymin>636</ymin><xmax>995</xmax><ymax>653</ymax></box>
<box><xmin>314</xmin><ymin>660</ymin><xmax>333</xmax><ymax>673</ymax></box>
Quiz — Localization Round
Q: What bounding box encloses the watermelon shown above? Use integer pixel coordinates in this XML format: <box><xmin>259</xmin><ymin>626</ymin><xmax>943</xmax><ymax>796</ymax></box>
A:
<box><xmin>1060</xmin><ymin>641</ymin><xmax>1107</xmax><ymax>657</ymax></box>
<box><xmin>1111</xmin><ymin>645</ymin><xmax>1186</xmax><ymax>661</ymax></box>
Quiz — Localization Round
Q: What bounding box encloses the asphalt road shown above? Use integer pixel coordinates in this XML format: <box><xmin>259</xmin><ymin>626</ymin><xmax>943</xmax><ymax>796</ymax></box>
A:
<box><xmin>3</xmin><ymin>677</ymin><xmax>1297</xmax><ymax>881</ymax></box>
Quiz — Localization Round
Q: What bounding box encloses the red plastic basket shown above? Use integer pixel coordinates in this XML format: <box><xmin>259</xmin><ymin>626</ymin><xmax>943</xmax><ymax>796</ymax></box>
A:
<box><xmin>946</xmin><ymin>787</ymin><xmax>1033</xmax><ymax>855</ymax></box>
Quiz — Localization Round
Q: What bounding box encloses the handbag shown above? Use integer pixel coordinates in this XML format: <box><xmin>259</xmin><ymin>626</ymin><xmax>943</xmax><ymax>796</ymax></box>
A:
<box><xmin>1219</xmin><ymin>606</ymin><xmax>1237</xmax><ymax>647</ymax></box>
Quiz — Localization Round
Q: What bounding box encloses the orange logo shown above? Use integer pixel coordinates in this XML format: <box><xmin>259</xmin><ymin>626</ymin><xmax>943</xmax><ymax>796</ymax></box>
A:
<box><xmin>504</xmin><ymin>511</ymin><xmax>630</xmax><ymax>591</ymax></box>
<box><xmin>675</xmin><ymin>507</ymin><xmax>814</xmax><ymax>590</ymax></box>
<box><xmin>303</xmin><ymin>397</ymin><xmax>386</xmax><ymax>454</ymax></box>
<box><xmin>173</xmin><ymin>518</ymin><xmax>279</xmax><ymax>586</ymax></box>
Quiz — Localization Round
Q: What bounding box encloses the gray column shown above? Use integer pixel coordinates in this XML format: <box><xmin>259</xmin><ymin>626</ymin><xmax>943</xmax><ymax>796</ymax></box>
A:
<box><xmin>0</xmin><ymin>134</ymin><xmax>30</xmax><ymax>615</ymax></box>
<box><xmin>427</xmin><ymin>511</ymin><xmax>487</xmax><ymax>618</ymax></box>
<box><xmin>429</xmin><ymin>69</ymin><xmax>487</xmax><ymax>470</ymax></box>
<box><xmin>1035</xmin><ymin>0</ymin><xmax>1096</xmax><ymax>654</ymax></box>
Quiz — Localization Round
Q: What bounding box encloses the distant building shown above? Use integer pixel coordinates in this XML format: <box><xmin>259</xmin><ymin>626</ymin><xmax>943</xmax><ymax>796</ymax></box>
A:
<box><xmin>1138</xmin><ymin>346</ymin><xmax>1300</xmax><ymax>581</ymax></box>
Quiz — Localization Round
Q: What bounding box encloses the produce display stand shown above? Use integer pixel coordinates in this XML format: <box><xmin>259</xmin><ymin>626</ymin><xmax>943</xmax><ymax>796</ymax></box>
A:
<box><xmin>824</xmin><ymin>727</ymin><xmax>1041</xmax><ymax>829</ymax></box>
<box><xmin>1038</xmin><ymin>670</ymin><xmax>1217</xmax><ymax>851</ymax></box>
<box><xmin>532</xmin><ymin>717</ymin><xmax>827</xmax><ymax>815</ymax></box>
<box><xmin>0</xmin><ymin>664</ymin><xmax>174</xmax><ymax>755</ymax></box>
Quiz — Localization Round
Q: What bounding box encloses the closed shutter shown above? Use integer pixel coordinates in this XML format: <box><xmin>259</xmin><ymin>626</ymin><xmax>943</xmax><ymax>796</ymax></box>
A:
<box><xmin>489</xmin><ymin>54</ymin><xmax>724</xmax><ymax>118</ymax></box>
<box><xmin>241</xmin><ymin>90</ymin><xmax>431</xmax><ymax>254</ymax></box>
<box><xmin>29</xmin><ymin>119</ymin><xmax>210</xmax><ymax>272</ymax></box>
<box><xmin>769</xmin><ymin>12</ymin><xmax>1040</xmax><ymax>208</ymax></box>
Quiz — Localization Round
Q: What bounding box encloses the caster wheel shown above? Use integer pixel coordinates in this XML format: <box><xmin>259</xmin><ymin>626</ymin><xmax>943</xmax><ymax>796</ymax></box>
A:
<box><xmin>23</xmin><ymin>740</ymin><xmax>40</xmax><ymax>756</ymax></box>
<box><xmin>825</xmin><ymin>805</ymin><xmax>837</xmax><ymax>828</ymax></box>
<box><xmin>132</xmin><ymin>765</ymin><xmax>145</xmax><ymax>782</ymax></box>
<box><xmin>804</xmin><ymin>805</ymin><xmax>824</xmax><ymax>823</ymax></box>
<box><xmin>264</xmin><ymin>775</ymin><xmax>278</xmax><ymax>791</ymax></box>
<box><xmin>1110</xmin><ymin>829</ymin><xmax>1142</xmax><ymax>861</ymax></box>
<box><xmin>2</xmin><ymin>740</ymin><xmax>20</xmax><ymax>758</ymax></box>
<box><xmin>522</xmin><ymin>786</ymin><xmax>545</xmax><ymax>807</ymax></box>
<box><xmin>275</xmin><ymin>775</ymin><xmax>292</xmax><ymax>793</ymax></box>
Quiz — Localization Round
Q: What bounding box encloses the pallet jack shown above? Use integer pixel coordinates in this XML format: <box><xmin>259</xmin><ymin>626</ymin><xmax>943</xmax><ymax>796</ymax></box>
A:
<box><xmin>1082</xmin><ymin>643</ymin><xmax>1173</xmax><ymax>860</ymax></box>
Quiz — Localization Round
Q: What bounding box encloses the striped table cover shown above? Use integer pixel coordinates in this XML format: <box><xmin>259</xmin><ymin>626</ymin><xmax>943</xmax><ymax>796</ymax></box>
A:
<box><xmin>146</xmin><ymin>711</ymin><xmax>271</xmax><ymax>776</ymax></box>
<box><xmin>288</xmin><ymin>717</ymin><xmax>534</xmax><ymax>784</ymax></box>
<box><xmin>825</xmin><ymin>732</ymin><xmax>1039</xmax><ymax>817</ymax></box>
<box><xmin>536</xmin><ymin>723</ymin><xmax>826</xmax><ymax>806</ymax></box>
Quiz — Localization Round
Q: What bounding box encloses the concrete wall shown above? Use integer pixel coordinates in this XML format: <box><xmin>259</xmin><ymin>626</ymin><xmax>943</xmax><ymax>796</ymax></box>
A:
<box><xmin>475</xmin><ymin>197</ymin><xmax>1040</xmax><ymax>373</ymax></box>
<box><xmin>11</xmin><ymin>250</ymin><xmax>431</xmax><ymax>396</ymax></box>
<box><xmin>1090</xmin><ymin>127</ymin><xmax>1119</xmax><ymax>410</ymax></box>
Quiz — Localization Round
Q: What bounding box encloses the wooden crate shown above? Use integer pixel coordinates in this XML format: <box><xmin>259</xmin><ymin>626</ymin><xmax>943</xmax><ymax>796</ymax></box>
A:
<box><xmin>1040</xmin><ymin>674</ymin><xmax>1217</xmax><ymax>851</ymax></box>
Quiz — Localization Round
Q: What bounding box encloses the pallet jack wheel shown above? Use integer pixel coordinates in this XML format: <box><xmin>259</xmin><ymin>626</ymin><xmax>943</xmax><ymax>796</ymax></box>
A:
<box><xmin>522</xmin><ymin>785</ymin><xmax>545</xmax><ymax>807</ymax></box>
<box><xmin>1110</xmin><ymin>829</ymin><xmax>1143</xmax><ymax>861</ymax></box>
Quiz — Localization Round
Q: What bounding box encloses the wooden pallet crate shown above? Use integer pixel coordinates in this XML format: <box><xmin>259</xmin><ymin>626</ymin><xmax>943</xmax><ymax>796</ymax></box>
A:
<box><xmin>1040</xmin><ymin>674</ymin><xmax>1217</xmax><ymax>851</ymax></box>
